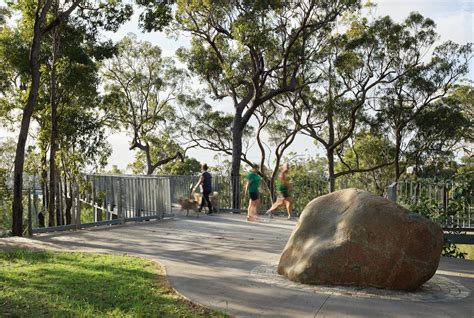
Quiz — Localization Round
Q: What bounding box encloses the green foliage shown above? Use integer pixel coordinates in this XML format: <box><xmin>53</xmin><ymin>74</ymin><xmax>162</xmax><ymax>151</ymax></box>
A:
<box><xmin>0</xmin><ymin>3</ymin><xmax>113</xmax><ymax>175</ymax></box>
<box><xmin>128</xmin><ymin>153</ymin><xmax>148</xmax><ymax>175</ymax></box>
<box><xmin>175</xmin><ymin>0</ymin><xmax>360</xmax><ymax>181</ymax></box>
<box><xmin>73</xmin><ymin>1</ymin><xmax>134</xmax><ymax>34</ymax></box>
<box><xmin>0</xmin><ymin>140</ymin><xmax>44</xmax><ymax>232</ymax></box>
<box><xmin>0</xmin><ymin>138</ymin><xmax>16</xmax><ymax>178</ymax></box>
<box><xmin>458</xmin><ymin>156</ymin><xmax>474</xmax><ymax>174</ymax></box>
<box><xmin>336</xmin><ymin>133</ymin><xmax>395</xmax><ymax>194</ymax></box>
<box><xmin>136</xmin><ymin>0</ymin><xmax>173</xmax><ymax>32</ymax></box>
<box><xmin>103</xmin><ymin>34</ymin><xmax>185</xmax><ymax>174</ymax></box>
<box><xmin>127</xmin><ymin>134</ymin><xmax>183</xmax><ymax>175</ymax></box>
<box><xmin>0</xmin><ymin>25</ymin><xmax>29</xmax><ymax>125</ymax></box>
<box><xmin>0</xmin><ymin>6</ymin><xmax>9</xmax><ymax>25</ymax></box>
<box><xmin>285</xmin><ymin>155</ymin><xmax>329</xmax><ymax>214</ymax></box>
<box><xmin>161</xmin><ymin>157</ymin><xmax>201</xmax><ymax>175</ymax></box>
<box><xmin>407</xmin><ymin>175</ymin><xmax>473</xmax><ymax>259</ymax></box>
<box><xmin>372</xmin><ymin>20</ymin><xmax>472</xmax><ymax>178</ymax></box>
<box><xmin>409</xmin><ymin>197</ymin><xmax>466</xmax><ymax>259</ymax></box>
<box><xmin>109</xmin><ymin>165</ymin><xmax>122</xmax><ymax>174</ymax></box>
<box><xmin>175</xmin><ymin>0</ymin><xmax>360</xmax><ymax>100</ymax></box>
<box><xmin>0</xmin><ymin>249</ymin><xmax>227</xmax><ymax>317</ymax></box>
<box><xmin>403</xmin><ymin>85</ymin><xmax>473</xmax><ymax>177</ymax></box>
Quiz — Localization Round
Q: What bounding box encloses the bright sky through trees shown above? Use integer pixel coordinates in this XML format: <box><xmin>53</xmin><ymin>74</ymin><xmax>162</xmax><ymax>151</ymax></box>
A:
<box><xmin>0</xmin><ymin>0</ymin><xmax>472</xmax><ymax>172</ymax></box>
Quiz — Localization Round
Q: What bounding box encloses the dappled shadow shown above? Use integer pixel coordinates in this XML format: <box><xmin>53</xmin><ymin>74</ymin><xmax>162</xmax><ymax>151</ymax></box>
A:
<box><xmin>2</xmin><ymin>214</ymin><xmax>473</xmax><ymax>317</ymax></box>
<box><xmin>0</xmin><ymin>215</ymin><xmax>295</xmax><ymax>278</ymax></box>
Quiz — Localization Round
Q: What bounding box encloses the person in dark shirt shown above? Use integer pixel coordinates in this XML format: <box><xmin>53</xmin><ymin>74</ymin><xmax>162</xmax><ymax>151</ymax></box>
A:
<box><xmin>193</xmin><ymin>163</ymin><xmax>214</xmax><ymax>214</ymax></box>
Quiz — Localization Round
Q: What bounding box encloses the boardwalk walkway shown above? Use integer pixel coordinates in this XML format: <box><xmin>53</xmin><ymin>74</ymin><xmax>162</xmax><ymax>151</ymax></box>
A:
<box><xmin>1</xmin><ymin>213</ymin><xmax>473</xmax><ymax>317</ymax></box>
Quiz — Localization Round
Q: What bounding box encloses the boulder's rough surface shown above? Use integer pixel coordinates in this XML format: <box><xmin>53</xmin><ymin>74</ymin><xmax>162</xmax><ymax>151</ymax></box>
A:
<box><xmin>278</xmin><ymin>188</ymin><xmax>443</xmax><ymax>290</ymax></box>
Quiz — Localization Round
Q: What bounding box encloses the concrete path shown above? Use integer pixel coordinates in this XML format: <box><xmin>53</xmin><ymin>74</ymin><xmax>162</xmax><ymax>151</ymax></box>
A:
<box><xmin>1</xmin><ymin>213</ymin><xmax>473</xmax><ymax>318</ymax></box>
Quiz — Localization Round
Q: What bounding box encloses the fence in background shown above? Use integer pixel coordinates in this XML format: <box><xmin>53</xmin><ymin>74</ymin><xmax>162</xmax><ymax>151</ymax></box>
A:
<box><xmin>387</xmin><ymin>175</ymin><xmax>474</xmax><ymax>244</ymax></box>
<box><xmin>83</xmin><ymin>174</ymin><xmax>172</xmax><ymax>222</ymax></box>
<box><xmin>0</xmin><ymin>174</ymin><xmax>173</xmax><ymax>235</ymax></box>
<box><xmin>1</xmin><ymin>173</ymin><xmax>472</xmax><ymax>239</ymax></box>
<box><xmin>388</xmin><ymin>176</ymin><xmax>473</xmax><ymax>230</ymax></box>
<box><xmin>168</xmin><ymin>174</ymin><xmax>329</xmax><ymax>214</ymax></box>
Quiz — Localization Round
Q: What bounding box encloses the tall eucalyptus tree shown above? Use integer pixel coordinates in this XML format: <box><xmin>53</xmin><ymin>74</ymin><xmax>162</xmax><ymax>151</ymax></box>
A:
<box><xmin>175</xmin><ymin>0</ymin><xmax>359</xmax><ymax>207</ymax></box>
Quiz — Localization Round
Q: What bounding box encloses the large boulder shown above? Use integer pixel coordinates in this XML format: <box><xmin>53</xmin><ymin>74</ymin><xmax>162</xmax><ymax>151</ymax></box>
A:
<box><xmin>278</xmin><ymin>188</ymin><xmax>443</xmax><ymax>290</ymax></box>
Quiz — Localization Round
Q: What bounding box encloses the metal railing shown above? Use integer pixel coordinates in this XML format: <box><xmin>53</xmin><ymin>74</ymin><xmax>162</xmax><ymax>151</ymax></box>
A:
<box><xmin>170</xmin><ymin>174</ymin><xmax>336</xmax><ymax>213</ymax></box>
<box><xmin>392</xmin><ymin>176</ymin><xmax>473</xmax><ymax>230</ymax></box>
<box><xmin>0</xmin><ymin>174</ymin><xmax>173</xmax><ymax>235</ymax></box>
<box><xmin>83</xmin><ymin>174</ymin><xmax>172</xmax><ymax>222</ymax></box>
<box><xmin>1</xmin><ymin>173</ymin><xmax>472</xmax><ymax>236</ymax></box>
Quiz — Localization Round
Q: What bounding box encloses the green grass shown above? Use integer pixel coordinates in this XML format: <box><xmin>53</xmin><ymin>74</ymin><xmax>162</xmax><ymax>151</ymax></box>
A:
<box><xmin>457</xmin><ymin>244</ymin><xmax>474</xmax><ymax>260</ymax></box>
<box><xmin>0</xmin><ymin>249</ymin><xmax>227</xmax><ymax>317</ymax></box>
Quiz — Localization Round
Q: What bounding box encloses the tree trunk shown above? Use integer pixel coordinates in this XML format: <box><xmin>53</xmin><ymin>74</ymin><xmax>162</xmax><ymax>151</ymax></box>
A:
<box><xmin>394</xmin><ymin>128</ymin><xmax>402</xmax><ymax>181</ymax></box>
<box><xmin>11</xmin><ymin>0</ymin><xmax>78</xmax><ymax>235</ymax></box>
<box><xmin>48</xmin><ymin>23</ymin><xmax>59</xmax><ymax>227</ymax></box>
<box><xmin>327</xmin><ymin>71</ymin><xmax>336</xmax><ymax>192</ymax></box>
<box><xmin>268</xmin><ymin>176</ymin><xmax>276</xmax><ymax>203</ymax></box>
<box><xmin>231</xmin><ymin>117</ymin><xmax>243</xmax><ymax>210</ymax></box>
<box><xmin>40</xmin><ymin>147</ymin><xmax>48</xmax><ymax>227</ymax></box>
<box><xmin>55</xmin><ymin>166</ymin><xmax>62</xmax><ymax>226</ymax></box>
<box><xmin>328</xmin><ymin>148</ymin><xmax>336</xmax><ymax>192</ymax></box>
<box><xmin>144</xmin><ymin>144</ymin><xmax>154</xmax><ymax>175</ymax></box>
<box><xmin>48</xmin><ymin>155</ymin><xmax>57</xmax><ymax>226</ymax></box>
<box><xmin>64</xmin><ymin>177</ymin><xmax>72</xmax><ymax>224</ymax></box>
<box><xmin>61</xmin><ymin>153</ymin><xmax>72</xmax><ymax>224</ymax></box>
<box><xmin>11</xmin><ymin>15</ymin><xmax>44</xmax><ymax>236</ymax></box>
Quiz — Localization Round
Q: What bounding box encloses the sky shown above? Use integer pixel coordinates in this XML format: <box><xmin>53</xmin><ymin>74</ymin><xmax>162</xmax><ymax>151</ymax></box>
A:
<box><xmin>1</xmin><ymin>0</ymin><xmax>473</xmax><ymax>172</ymax></box>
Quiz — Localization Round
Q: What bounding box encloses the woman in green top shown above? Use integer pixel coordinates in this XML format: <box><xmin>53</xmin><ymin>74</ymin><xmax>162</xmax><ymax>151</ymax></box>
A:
<box><xmin>245</xmin><ymin>164</ymin><xmax>260</xmax><ymax>221</ymax></box>
<box><xmin>266</xmin><ymin>162</ymin><xmax>292</xmax><ymax>219</ymax></box>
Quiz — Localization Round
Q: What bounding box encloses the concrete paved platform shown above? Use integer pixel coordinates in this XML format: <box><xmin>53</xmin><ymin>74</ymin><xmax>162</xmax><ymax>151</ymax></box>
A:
<box><xmin>1</xmin><ymin>213</ymin><xmax>473</xmax><ymax>317</ymax></box>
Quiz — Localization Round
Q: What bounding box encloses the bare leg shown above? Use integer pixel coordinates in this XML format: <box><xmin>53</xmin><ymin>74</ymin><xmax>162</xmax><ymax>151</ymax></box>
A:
<box><xmin>247</xmin><ymin>199</ymin><xmax>253</xmax><ymax>220</ymax></box>
<box><xmin>251</xmin><ymin>199</ymin><xmax>260</xmax><ymax>219</ymax></box>
<box><xmin>284</xmin><ymin>197</ymin><xmax>292</xmax><ymax>218</ymax></box>
<box><xmin>247</xmin><ymin>199</ymin><xmax>258</xmax><ymax>221</ymax></box>
<box><xmin>266</xmin><ymin>198</ymin><xmax>283</xmax><ymax>217</ymax></box>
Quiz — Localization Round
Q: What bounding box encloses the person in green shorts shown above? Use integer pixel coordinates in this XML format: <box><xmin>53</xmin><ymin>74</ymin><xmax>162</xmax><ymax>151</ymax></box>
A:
<box><xmin>245</xmin><ymin>164</ymin><xmax>260</xmax><ymax>221</ymax></box>
<box><xmin>266</xmin><ymin>162</ymin><xmax>292</xmax><ymax>219</ymax></box>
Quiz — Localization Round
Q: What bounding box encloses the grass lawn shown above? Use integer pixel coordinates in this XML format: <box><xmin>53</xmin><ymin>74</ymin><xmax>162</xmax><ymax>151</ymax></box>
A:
<box><xmin>0</xmin><ymin>249</ymin><xmax>227</xmax><ymax>317</ymax></box>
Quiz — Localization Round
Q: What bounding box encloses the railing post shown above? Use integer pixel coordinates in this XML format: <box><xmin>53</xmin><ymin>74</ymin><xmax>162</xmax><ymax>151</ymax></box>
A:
<box><xmin>387</xmin><ymin>182</ymin><xmax>397</xmax><ymax>202</ymax></box>
<box><xmin>92</xmin><ymin>176</ymin><xmax>97</xmax><ymax>222</ymax></box>
<box><xmin>118</xmin><ymin>178</ymin><xmax>124</xmax><ymax>224</ymax></box>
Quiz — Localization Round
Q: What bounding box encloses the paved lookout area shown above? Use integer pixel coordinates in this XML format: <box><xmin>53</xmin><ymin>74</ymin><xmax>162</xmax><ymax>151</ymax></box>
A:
<box><xmin>1</xmin><ymin>213</ymin><xmax>473</xmax><ymax>317</ymax></box>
